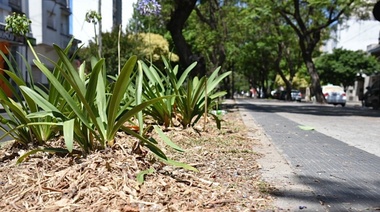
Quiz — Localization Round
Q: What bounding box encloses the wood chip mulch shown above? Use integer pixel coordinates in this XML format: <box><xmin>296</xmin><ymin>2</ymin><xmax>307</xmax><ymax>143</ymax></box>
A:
<box><xmin>0</xmin><ymin>103</ymin><xmax>275</xmax><ymax>211</ymax></box>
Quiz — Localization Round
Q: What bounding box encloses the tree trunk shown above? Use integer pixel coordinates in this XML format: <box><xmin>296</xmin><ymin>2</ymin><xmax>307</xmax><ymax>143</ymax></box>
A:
<box><xmin>298</xmin><ymin>33</ymin><xmax>325</xmax><ymax>103</ymax></box>
<box><xmin>223</xmin><ymin>76</ymin><xmax>232</xmax><ymax>99</ymax></box>
<box><xmin>167</xmin><ymin>0</ymin><xmax>206</xmax><ymax>77</ymax></box>
<box><xmin>275</xmin><ymin>43</ymin><xmax>293</xmax><ymax>100</ymax></box>
<box><xmin>277</xmin><ymin>69</ymin><xmax>292</xmax><ymax>100</ymax></box>
<box><xmin>305</xmin><ymin>57</ymin><xmax>324</xmax><ymax>103</ymax></box>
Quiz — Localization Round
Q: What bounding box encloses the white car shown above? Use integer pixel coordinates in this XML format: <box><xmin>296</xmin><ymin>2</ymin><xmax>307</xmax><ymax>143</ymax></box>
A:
<box><xmin>322</xmin><ymin>85</ymin><xmax>346</xmax><ymax>107</ymax></box>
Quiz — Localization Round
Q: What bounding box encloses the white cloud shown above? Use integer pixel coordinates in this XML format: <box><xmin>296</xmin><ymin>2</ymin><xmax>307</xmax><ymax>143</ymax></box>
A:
<box><xmin>72</xmin><ymin>0</ymin><xmax>137</xmax><ymax>46</ymax></box>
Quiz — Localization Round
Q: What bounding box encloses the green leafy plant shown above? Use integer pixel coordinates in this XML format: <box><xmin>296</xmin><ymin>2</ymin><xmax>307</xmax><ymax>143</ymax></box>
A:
<box><xmin>85</xmin><ymin>10</ymin><xmax>102</xmax><ymax>49</ymax></box>
<box><xmin>174</xmin><ymin>67</ymin><xmax>231</xmax><ymax>129</ymax></box>
<box><xmin>19</xmin><ymin>49</ymin><xmax>196</xmax><ymax>173</ymax></box>
<box><xmin>139</xmin><ymin>58</ymin><xmax>182</xmax><ymax>128</ymax></box>
<box><xmin>2</xmin><ymin>13</ymin><xmax>196</xmax><ymax>173</ymax></box>
<box><xmin>5</xmin><ymin>12</ymin><xmax>31</xmax><ymax>36</ymax></box>
<box><xmin>26</xmin><ymin>47</ymin><xmax>160</xmax><ymax>154</ymax></box>
<box><xmin>0</xmin><ymin>13</ymin><xmax>59</xmax><ymax>145</ymax></box>
<box><xmin>19</xmin><ymin>45</ymin><xmax>196</xmax><ymax>172</ymax></box>
<box><xmin>140</xmin><ymin>57</ymin><xmax>230</xmax><ymax>129</ymax></box>
<box><xmin>0</xmin><ymin>43</ymin><xmax>68</xmax><ymax>145</ymax></box>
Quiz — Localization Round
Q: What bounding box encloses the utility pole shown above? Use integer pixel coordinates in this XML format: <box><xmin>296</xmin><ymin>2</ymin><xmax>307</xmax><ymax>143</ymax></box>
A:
<box><xmin>98</xmin><ymin>0</ymin><xmax>102</xmax><ymax>57</ymax></box>
<box><xmin>113</xmin><ymin>0</ymin><xmax>122</xmax><ymax>30</ymax></box>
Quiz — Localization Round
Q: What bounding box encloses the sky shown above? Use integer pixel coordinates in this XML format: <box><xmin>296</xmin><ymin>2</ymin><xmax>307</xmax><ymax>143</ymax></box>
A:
<box><xmin>72</xmin><ymin>0</ymin><xmax>137</xmax><ymax>46</ymax></box>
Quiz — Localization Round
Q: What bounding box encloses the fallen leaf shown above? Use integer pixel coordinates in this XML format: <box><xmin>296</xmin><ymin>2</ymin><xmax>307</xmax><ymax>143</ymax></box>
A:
<box><xmin>298</xmin><ymin>125</ymin><xmax>314</xmax><ymax>131</ymax></box>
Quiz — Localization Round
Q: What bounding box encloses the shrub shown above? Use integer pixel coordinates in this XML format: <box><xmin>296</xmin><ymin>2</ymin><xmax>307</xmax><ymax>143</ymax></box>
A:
<box><xmin>140</xmin><ymin>57</ymin><xmax>231</xmax><ymax>129</ymax></box>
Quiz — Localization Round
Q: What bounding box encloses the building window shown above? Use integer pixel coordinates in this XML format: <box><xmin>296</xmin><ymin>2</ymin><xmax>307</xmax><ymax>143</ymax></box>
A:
<box><xmin>47</xmin><ymin>11</ymin><xmax>56</xmax><ymax>30</ymax></box>
<box><xmin>60</xmin><ymin>15</ymin><xmax>68</xmax><ymax>35</ymax></box>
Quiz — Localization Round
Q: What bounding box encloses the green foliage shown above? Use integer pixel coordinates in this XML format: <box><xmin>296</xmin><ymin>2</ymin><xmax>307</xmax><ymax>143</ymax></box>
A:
<box><xmin>139</xmin><ymin>59</ymin><xmax>177</xmax><ymax>128</ymax></box>
<box><xmin>274</xmin><ymin>0</ymin><xmax>372</xmax><ymax>102</ymax></box>
<box><xmin>78</xmin><ymin>30</ymin><xmax>178</xmax><ymax>76</ymax></box>
<box><xmin>175</xmin><ymin>66</ymin><xmax>231</xmax><ymax>129</ymax></box>
<box><xmin>153</xmin><ymin>125</ymin><xmax>183</xmax><ymax>152</ymax></box>
<box><xmin>5</xmin><ymin>12</ymin><xmax>31</xmax><ymax>36</ymax></box>
<box><xmin>1</xmin><ymin>41</ymin><xmax>197</xmax><ymax>173</ymax></box>
<box><xmin>140</xmin><ymin>57</ymin><xmax>230</xmax><ymax>129</ymax></box>
<box><xmin>315</xmin><ymin>48</ymin><xmax>380</xmax><ymax>87</ymax></box>
<box><xmin>137</xmin><ymin>168</ymin><xmax>155</xmax><ymax>184</ymax></box>
<box><xmin>78</xmin><ymin>29</ymin><xmax>141</xmax><ymax>76</ymax></box>
<box><xmin>129</xmin><ymin>0</ymin><xmax>169</xmax><ymax>35</ymax></box>
<box><xmin>126</xmin><ymin>0</ymin><xmax>375</xmax><ymax>100</ymax></box>
<box><xmin>135</xmin><ymin>33</ymin><xmax>179</xmax><ymax>62</ymax></box>
<box><xmin>0</xmin><ymin>41</ymin><xmax>65</xmax><ymax>146</ymax></box>
<box><xmin>85</xmin><ymin>10</ymin><xmax>102</xmax><ymax>24</ymax></box>
<box><xmin>28</xmin><ymin>46</ymin><xmax>170</xmax><ymax>159</ymax></box>
<box><xmin>0</xmin><ymin>12</ymin><xmax>213</xmax><ymax>177</ymax></box>
<box><xmin>183</xmin><ymin>1</ymin><xmax>228</xmax><ymax>71</ymax></box>
<box><xmin>0</xmin><ymin>14</ymin><xmax>66</xmax><ymax>146</ymax></box>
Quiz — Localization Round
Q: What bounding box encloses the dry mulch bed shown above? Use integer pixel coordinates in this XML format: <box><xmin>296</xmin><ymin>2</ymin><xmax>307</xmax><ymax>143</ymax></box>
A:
<box><xmin>0</xmin><ymin>104</ymin><xmax>275</xmax><ymax>211</ymax></box>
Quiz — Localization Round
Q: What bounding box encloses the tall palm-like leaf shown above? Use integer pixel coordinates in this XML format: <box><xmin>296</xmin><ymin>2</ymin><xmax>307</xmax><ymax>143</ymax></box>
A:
<box><xmin>33</xmin><ymin>45</ymin><xmax>174</xmax><ymax>161</ymax></box>
<box><xmin>140</xmin><ymin>57</ymin><xmax>230</xmax><ymax>129</ymax></box>
<box><xmin>140</xmin><ymin>58</ymin><xmax>197</xmax><ymax>128</ymax></box>
<box><xmin>140</xmin><ymin>60</ymin><xmax>175</xmax><ymax>128</ymax></box>
<box><xmin>0</xmin><ymin>40</ymin><xmax>71</xmax><ymax>145</ymax></box>
<box><xmin>175</xmin><ymin>67</ymin><xmax>231</xmax><ymax>128</ymax></box>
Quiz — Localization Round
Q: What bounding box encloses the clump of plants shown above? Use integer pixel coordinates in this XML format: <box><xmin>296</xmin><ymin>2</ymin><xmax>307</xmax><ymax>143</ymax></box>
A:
<box><xmin>140</xmin><ymin>57</ymin><xmax>231</xmax><ymax>129</ymax></box>
<box><xmin>0</xmin><ymin>12</ymin><xmax>230</xmax><ymax>176</ymax></box>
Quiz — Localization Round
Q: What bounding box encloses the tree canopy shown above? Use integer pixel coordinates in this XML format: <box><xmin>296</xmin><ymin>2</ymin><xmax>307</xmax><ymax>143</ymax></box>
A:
<box><xmin>77</xmin><ymin>0</ymin><xmax>378</xmax><ymax>100</ymax></box>
<box><xmin>274</xmin><ymin>0</ymin><xmax>374</xmax><ymax>102</ymax></box>
<box><xmin>315</xmin><ymin>48</ymin><xmax>380</xmax><ymax>88</ymax></box>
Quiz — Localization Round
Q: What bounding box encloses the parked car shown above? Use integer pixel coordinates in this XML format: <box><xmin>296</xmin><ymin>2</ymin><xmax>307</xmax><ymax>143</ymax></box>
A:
<box><xmin>363</xmin><ymin>79</ymin><xmax>380</xmax><ymax>110</ymax></box>
<box><xmin>322</xmin><ymin>85</ymin><xmax>346</xmax><ymax>107</ymax></box>
<box><xmin>271</xmin><ymin>90</ymin><xmax>286</xmax><ymax>100</ymax></box>
<box><xmin>290</xmin><ymin>89</ymin><xmax>302</xmax><ymax>102</ymax></box>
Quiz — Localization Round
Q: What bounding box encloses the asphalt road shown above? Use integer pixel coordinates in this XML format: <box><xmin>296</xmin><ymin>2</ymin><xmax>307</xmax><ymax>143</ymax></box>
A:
<box><xmin>236</xmin><ymin>98</ymin><xmax>380</xmax><ymax>211</ymax></box>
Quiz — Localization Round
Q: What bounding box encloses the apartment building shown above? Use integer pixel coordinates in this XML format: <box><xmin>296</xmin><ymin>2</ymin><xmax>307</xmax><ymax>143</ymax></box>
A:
<box><xmin>29</xmin><ymin>0</ymin><xmax>80</xmax><ymax>85</ymax></box>
<box><xmin>367</xmin><ymin>34</ymin><xmax>380</xmax><ymax>59</ymax></box>
<box><xmin>0</xmin><ymin>0</ymin><xmax>32</xmax><ymax>96</ymax></box>
<box><xmin>0</xmin><ymin>0</ymin><xmax>80</xmax><ymax>96</ymax></box>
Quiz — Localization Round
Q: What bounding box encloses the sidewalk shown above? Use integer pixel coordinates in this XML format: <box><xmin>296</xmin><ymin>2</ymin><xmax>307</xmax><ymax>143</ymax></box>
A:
<box><xmin>229</xmin><ymin>98</ymin><xmax>380</xmax><ymax>211</ymax></box>
<box><xmin>231</xmin><ymin>100</ymin><xmax>325</xmax><ymax>211</ymax></box>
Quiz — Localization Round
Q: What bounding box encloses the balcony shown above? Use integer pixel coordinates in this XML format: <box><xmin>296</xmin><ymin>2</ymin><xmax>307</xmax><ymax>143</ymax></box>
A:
<box><xmin>367</xmin><ymin>44</ymin><xmax>380</xmax><ymax>60</ymax></box>
<box><xmin>0</xmin><ymin>23</ymin><xmax>25</xmax><ymax>45</ymax></box>
<box><xmin>56</xmin><ymin>0</ymin><xmax>68</xmax><ymax>7</ymax></box>
<box><xmin>60</xmin><ymin>33</ymin><xmax>81</xmax><ymax>53</ymax></box>
<box><xmin>60</xmin><ymin>33</ymin><xmax>71</xmax><ymax>48</ymax></box>
<box><xmin>58</xmin><ymin>0</ymin><xmax>71</xmax><ymax>15</ymax></box>
<box><xmin>9</xmin><ymin>0</ymin><xmax>21</xmax><ymax>11</ymax></box>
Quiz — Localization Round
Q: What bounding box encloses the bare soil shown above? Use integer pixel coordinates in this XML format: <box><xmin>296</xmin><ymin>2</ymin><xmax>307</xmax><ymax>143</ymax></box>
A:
<box><xmin>0</xmin><ymin>103</ymin><xmax>276</xmax><ymax>211</ymax></box>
